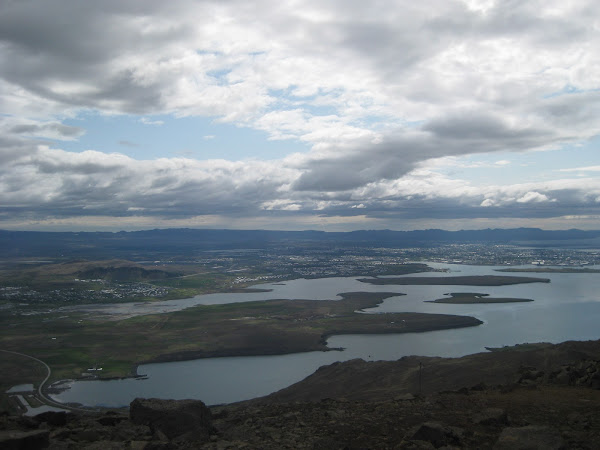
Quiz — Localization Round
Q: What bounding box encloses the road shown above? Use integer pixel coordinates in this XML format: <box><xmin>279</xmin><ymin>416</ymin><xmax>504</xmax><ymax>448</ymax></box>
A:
<box><xmin>0</xmin><ymin>349</ymin><xmax>94</xmax><ymax>413</ymax></box>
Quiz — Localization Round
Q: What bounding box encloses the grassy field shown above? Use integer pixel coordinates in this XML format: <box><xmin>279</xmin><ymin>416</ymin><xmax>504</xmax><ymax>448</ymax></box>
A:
<box><xmin>148</xmin><ymin>272</ymin><xmax>268</xmax><ymax>298</ymax></box>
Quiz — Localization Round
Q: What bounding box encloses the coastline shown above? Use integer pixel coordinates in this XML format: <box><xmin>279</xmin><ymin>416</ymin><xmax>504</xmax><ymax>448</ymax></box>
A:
<box><xmin>358</xmin><ymin>275</ymin><xmax>551</xmax><ymax>286</ymax></box>
<box><xmin>1</xmin><ymin>290</ymin><xmax>486</xmax><ymax>392</ymax></box>
<box><xmin>32</xmin><ymin>294</ymin><xmax>487</xmax><ymax>405</ymax></box>
<box><xmin>6</xmin><ymin>263</ymin><xmax>599</xmax><ymax>413</ymax></box>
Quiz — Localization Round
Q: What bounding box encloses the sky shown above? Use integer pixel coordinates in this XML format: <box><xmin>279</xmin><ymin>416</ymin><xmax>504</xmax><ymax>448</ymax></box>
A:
<box><xmin>1</xmin><ymin>0</ymin><xmax>599</xmax><ymax>232</ymax></box>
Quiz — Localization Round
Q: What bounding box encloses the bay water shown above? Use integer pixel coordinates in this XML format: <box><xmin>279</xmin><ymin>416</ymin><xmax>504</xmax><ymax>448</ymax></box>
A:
<box><xmin>50</xmin><ymin>263</ymin><xmax>600</xmax><ymax>407</ymax></box>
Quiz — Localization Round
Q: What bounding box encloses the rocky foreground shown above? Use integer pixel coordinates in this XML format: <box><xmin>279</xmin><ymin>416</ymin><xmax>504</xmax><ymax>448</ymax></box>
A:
<box><xmin>2</xmin><ymin>340</ymin><xmax>600</xmax><ymax>449</ymax></box>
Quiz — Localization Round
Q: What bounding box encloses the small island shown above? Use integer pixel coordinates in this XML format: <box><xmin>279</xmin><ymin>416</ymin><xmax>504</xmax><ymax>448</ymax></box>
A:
<box><xmin>426</xmin><ymin>292</ymin><xmax>534</xmax><ymax>304</ymax></box>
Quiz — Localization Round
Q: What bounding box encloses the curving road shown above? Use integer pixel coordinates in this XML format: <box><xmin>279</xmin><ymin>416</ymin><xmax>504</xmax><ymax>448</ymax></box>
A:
<box><xmin>1</xmin><ymin>349</ymin><xmax>93</xmax><ymax>413</ymax></box>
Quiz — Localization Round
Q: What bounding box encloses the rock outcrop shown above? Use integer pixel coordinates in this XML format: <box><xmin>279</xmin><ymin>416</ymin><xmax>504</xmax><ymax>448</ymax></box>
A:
<box><xmin>549</xmin><ymin>359</ymin><xmax>600</xmax><ymax>388</ymax></box>
<box><xmin>494</xmin><ymin>425</ymin><xmax>565</xmax><ymax>450</ymax></box>
<box><xmin>0</xmin><ymin>429</ymin><xmax>50</xmax><ymax>450</ymax></box>
<box><xmin>405</xmin><ymin>421</ymin><xmax>464</xmax><ymax>448</ymax></box>
<box><xmin>0</xmin><ymin>382</ymin><xmax>599</xmax><ymax>448</ymax></box>
<box><xmin>129</xmin><ymin>398</ymin><xmax>213</xmax><ymax>442</ymax></box>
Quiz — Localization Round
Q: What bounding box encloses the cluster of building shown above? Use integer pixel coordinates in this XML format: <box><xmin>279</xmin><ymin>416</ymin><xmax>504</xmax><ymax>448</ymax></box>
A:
<box><xmin>0</xmin><ymin>282</ymin><xmax>170</xmax><ymax>306</ymax></box>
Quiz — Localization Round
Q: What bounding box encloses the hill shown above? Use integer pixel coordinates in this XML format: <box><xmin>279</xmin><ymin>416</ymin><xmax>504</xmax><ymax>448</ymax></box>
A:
<box><xmin>2</xmin><ymin>227</ymin><xmax>600</xmax><ymax>258</ymax></box>
<box><xmin>16</xmin><ymin>259</ymin><xmax>181</xmax><ymax>282</ymax></box>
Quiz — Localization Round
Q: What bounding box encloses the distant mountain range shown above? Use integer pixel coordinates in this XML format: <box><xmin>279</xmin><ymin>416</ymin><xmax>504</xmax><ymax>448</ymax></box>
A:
<box><xmin>1</xmin><ymin>228</ymin><xmax>599</xmax><ymax>258</ymax></box>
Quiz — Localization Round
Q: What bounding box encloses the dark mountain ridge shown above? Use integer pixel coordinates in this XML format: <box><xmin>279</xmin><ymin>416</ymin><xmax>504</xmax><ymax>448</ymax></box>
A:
<box><xmin>1</xmin><ymin>227</ymin><xmax>599</xmax><ymax>258</ymax></box>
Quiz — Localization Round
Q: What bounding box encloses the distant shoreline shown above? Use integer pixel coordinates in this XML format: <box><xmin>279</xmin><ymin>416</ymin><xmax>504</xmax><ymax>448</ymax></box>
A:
<box><xmin>358</xmin><ymin>275</ymin><xmax>550</xmax><ymax>286</ymax></box>
<box><xmin>496</xmin><ymin>267</ymin><xmax>600</xmax><ymax>274</ymax></box>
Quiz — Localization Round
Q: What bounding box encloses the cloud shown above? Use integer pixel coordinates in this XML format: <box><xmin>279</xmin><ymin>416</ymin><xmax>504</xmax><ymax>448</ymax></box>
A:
<box><xmin>2</xmin><ymin>143</ymin><xmax>597</xmax><ymax>226</ymax></box>
<box><xmin>559</xmin><ymin>165</ymin><xmax>600</xmax><ymax>172</ymax></box>
<box><xmin>140</xmin><ymin>117</ymin><xmax>164</xmax><ymax>126</ymax></box>
<box><xmin>0</xmin><ymin>146</ymin><xmax>300</xmax><ymax>218</ymax></box>
<box><xmin>261</xmin><ymin>200</ymin><xmax>302</xmax><ymax>211</ymax></box>
<box><xmin>291</xmin><ymin>110</ymin><xmax>558</xmax><ymax>192</ymax></box>
<box><xmin>517</xmin><ymin>192</ymin><xmax>551</xmax><ymax>203</ymax></box>
<box><xmin>0</xmin><ymin>1</ymin><xmax>599</xmax><ymax>229</ymax></box>
<box><xmin>7</xmin><ymin>120</ymin><xmax>85</xmax><ymax>141</ymax></box>
<box><xmin>2</xmin><ymin>1</ymin><xmax>597</xmax><ymax>141</ymax></box>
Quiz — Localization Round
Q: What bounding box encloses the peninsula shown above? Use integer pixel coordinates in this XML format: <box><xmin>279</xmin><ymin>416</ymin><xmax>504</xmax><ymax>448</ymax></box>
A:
<box><xmin>0</xmin><ymin>292</ymin><xmax>483</xmax><ymax>383</ymax></box>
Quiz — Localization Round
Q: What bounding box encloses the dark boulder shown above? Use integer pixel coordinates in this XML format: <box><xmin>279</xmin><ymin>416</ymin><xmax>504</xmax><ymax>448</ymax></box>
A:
<box><xmin>473</xmin><ymin>407</ymin><xmax>509</xmax><ymax>426</ymax></box>
<box><xmin>0</xmin><ymin>429</ymin><xmax>50</xmax><ymax>450</ymax></box>
<box><xmin>33</xmin><ymin>410</ymin><xmax>71</xmax><ymax>427</ymax></box>
<box><xmin>97</xmin><ymin>412</ymin><xmax>128</xmax><ymax>427</ymax></box>
<box><xmin>406</xmin><ymin>421</ymin><xmax>463</xmax><ymax>448</ymax></box>
<box><xmin>129</xmin><ymin>398</ymin><xmax>213</xmax><ymax>442</ymax></box>
<box><xmin>15</xmin><ymin>415</ymin><xmax>38</xmax><ymax>429</ymax></box>
<box><xmin>494</xmin><ymin>425</ymin><xmax>565</xmax><ymax>449</ymax></box>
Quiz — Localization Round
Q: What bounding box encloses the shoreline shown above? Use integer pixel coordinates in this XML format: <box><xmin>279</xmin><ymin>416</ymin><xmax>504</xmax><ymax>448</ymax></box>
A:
<box><xmin>41</xmin><ymin>313</ymin><xmax>485</xmax><ymax>409</ymax></box>
<box><xmin>41</xmin><ymin>290</ymin><xmax>485</xmax><ymax>395</ymax></box>
<box><xmin>45</xmin><ymin>336</ymin><xmax>600</xmax><ymax>412</ymax></box>
<box><xmin>9</xmin><ymin>290</ymin><xmax>486</xmax><ymax>386</ymax></box>
<box><xmin>4</xmin><ymin>265</ymin><xmax>595</xmax><ymax>411</ymax></box>
<box><xmin>496</xmin><ymin>267</ymin><xmax>600</xmax><ymax>274</ymax></box>
<box><xmin>358</xmin><ymin>274</ymin><xmax>551</xmax><ymax>286</ymax></box>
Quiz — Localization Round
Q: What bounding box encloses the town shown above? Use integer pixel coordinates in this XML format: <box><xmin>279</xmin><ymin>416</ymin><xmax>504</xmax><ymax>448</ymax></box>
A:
<box><xmin>1</xmin><ymin>242</ymin><xmax>598</xmax><ymax>310</ymax></box>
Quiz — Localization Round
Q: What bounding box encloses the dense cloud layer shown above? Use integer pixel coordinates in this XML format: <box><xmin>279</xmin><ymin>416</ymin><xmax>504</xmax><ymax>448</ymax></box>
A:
<box><xmin>0</xmin><ymin>0</ymin><xmax>599</xmax><ymax>229</ymax></box>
